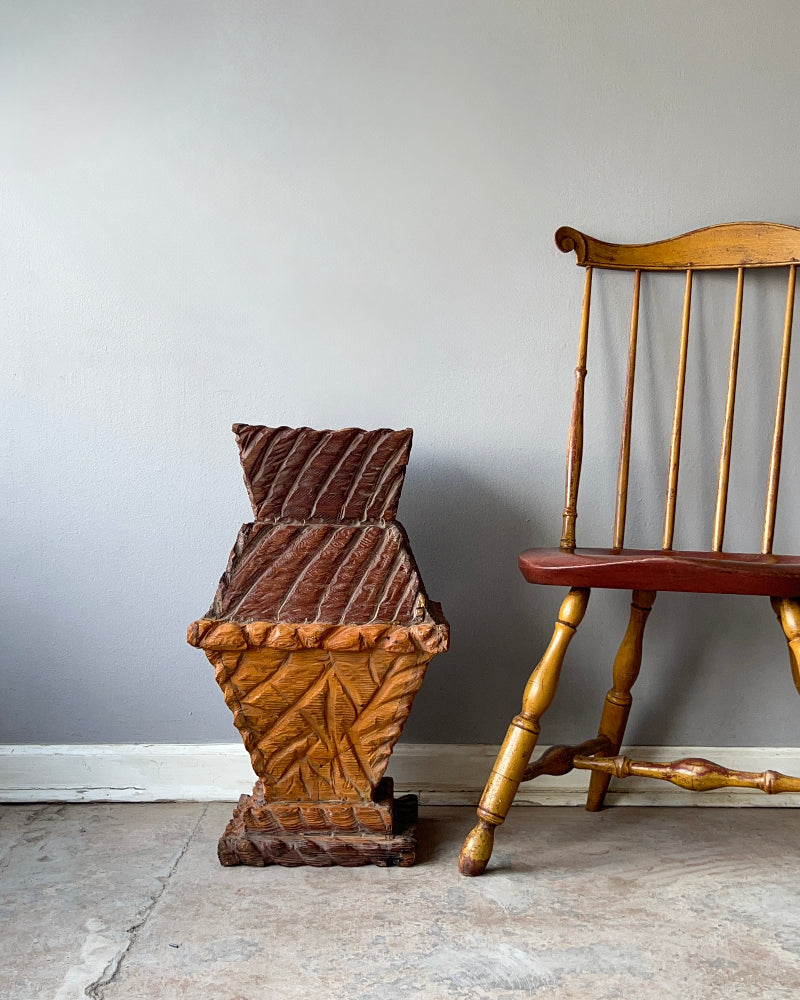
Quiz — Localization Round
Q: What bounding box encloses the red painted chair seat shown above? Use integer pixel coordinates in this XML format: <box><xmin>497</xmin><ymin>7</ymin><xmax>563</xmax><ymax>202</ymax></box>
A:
<box><xmin>518</xmin><ymin>547</ymin><xmax>800</xmax><ymax>597</ymax></box>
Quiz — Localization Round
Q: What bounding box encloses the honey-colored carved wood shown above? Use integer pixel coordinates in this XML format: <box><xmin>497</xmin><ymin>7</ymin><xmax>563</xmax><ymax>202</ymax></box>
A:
<box><xmin>460</xmin><ymin>222</ymin><xmax>800</xmax><ymax>877</ymax></box>
<box><xmin>189</xmin><ymin>425</ymin><xmax>449</xmax><ymax>868</ymax></box>
<box><xmin>195</xmin><ymin>626</ymin><xmax>443</xmax><ymax>803</ymax></box>
<box><xmin>218</xmin><ymin>778</ymin><xmax>419</xmax><ymax>867</ymax></box>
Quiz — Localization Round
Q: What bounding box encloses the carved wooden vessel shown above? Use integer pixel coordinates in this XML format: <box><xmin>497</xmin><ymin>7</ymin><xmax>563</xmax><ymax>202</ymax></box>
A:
<box><xmin>188</xmin><ymin>425</ymin><xmax>449</xmax><ymax>867</ymax></box>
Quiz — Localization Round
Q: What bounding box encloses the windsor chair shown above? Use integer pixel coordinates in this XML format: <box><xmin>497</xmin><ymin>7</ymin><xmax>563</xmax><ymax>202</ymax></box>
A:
<box><xmin>459</xmin><ymin>222</ymin><xmax>800</xmax><ymax>877</ymax></box>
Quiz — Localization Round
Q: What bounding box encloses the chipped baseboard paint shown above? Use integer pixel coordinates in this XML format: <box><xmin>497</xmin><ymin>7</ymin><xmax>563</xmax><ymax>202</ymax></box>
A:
<box><xmin>1</xmin><ymin>743</ymin><xmax>799</xmax><ymax>806</ymax></box>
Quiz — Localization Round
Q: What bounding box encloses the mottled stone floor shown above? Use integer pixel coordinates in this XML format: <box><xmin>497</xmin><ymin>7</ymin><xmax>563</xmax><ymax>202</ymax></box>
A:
<box><xmin>1</xmin><ymin>803</ymin><xmax>799</xmax><ymax>999</ymax></box>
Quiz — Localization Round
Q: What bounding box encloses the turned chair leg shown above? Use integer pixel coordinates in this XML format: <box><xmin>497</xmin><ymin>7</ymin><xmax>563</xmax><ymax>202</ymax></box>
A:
<box><xmin>771</xmin><ymin>595</ymin><xmax>800</xmax><ymax>695</ymax></box>
<box><xmin>459</xmin><ymin>587</ymin><xmax>590</xmax><ymax>877</ymax></box>
<box><xmin>586</xmin><ymin>589</ymin><xmax>656</xmax><ymax>812</ymax></box>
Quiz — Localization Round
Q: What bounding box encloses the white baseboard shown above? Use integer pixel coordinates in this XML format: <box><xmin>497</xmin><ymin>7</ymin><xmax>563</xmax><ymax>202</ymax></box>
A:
<box><xmin>1</xmin><ymin>743</ymin><xmax>799</xmax><ymax>806</ymax></box>
<box><xmin>0</xmin><ymin>743</ymin><xmax>800</xmax><ymax>807</ymax></box>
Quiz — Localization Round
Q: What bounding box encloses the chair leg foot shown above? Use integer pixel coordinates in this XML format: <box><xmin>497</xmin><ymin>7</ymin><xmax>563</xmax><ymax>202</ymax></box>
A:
<box><xmin>458</xmin><ymin>818</ymin><xmax>495</xmax><ymax>876</ymax></box>
<box><xmin>458</xmin><ymin>587</ymin><xmax>590</xmax><ymax>876</ymax></box>
<box><xmin>586</xmin><ymin>589</ymin><xmax>656</xmax><ymax>812</ymax></box>
<box><xmin>586</xmin><ymin>771</ymin><xmax>613</xmax><ymax>812</ymax></box>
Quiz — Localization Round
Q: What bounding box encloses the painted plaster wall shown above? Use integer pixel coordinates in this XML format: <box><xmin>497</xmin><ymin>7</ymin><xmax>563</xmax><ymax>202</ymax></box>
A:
<box><xmin>3</xmin><ymin>0</ymin><xmax>800</xmax><ymax>745</ymax></box>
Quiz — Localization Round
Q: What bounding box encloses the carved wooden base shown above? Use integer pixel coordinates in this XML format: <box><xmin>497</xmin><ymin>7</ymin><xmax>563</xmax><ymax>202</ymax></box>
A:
<box><xmin>218</xmin><ymin>778</ymin><xmax>418</xmax><ymax>868</ymax></box>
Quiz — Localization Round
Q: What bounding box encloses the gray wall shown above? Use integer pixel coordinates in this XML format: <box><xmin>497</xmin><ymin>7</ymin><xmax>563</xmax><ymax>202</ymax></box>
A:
<box><xmin>3</xmin><ymin>0</ymin><xmax>800</xmax><ymax>747</ymax></box>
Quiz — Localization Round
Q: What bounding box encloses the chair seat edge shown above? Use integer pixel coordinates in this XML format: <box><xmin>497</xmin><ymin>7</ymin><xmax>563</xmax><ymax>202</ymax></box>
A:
<box><xmin>518</xmin><ymin>547</ymin><xmax>800</xmax><ymax>596</ymax></box>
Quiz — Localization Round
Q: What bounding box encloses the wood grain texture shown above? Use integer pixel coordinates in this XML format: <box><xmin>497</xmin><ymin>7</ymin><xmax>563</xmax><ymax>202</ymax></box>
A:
<box><xmin>188</xmin><ymin>423</ymin><xmax>448</xmax><ymax>800</ymax></box>
<box><xmin>612</xmin><ymin>269</ymin><xmax>641</xmax><ymax>549</ymax></box>
<box><xmin>204</xmin><ymin>520</ymin><xmax>434</xmax><ymax>627</ymax></box>
<box><xmin>662</xmin><ymin>269</ymin><xmax>693</xmax><ymax>549</ymax></box>
<box><xmin>586</xmin><ymin>590</ymin><xmax>656</xmax><ymax>811</ymax></box>
<box><xmin>712</xmin><ymin>267</ymin><xmax>744</xmax><ymax>552</ymax></box>
<box><xmin>240</xmin><ymin>777</ymin><xmax>395</xmax><ymax>834</ymax></box>
<box><xmin>519</xmin><ymin>547</ymin><xmax>800</xmax><ymax>596</ymax></box>
<box><xmin>204</xmin><ymin>643</ymin><xmax>435</xmax><ymax>801</ymax></box>
<box><xmin>219</xmin><ymin>781</ymin><xmax>417</xmax><ymax>868</ymax></box>
<box><xmin>188</xmin><ymin>613</ymin><xmax>448</xmax><ymax>655</ymax></box>
<box><xmin>556</xmin><ymin>222</ymin><xmax>800</xmax><ymax>271</ymax></box>
<box><xmin>553</xmin><ymin>224</ymin><xmax>799</xmax><ymax>557</ymax></box>
<box><xmin>233</xmin><ymin>425</ymin><xmax>412</xmax><ymax>522</ymax></box>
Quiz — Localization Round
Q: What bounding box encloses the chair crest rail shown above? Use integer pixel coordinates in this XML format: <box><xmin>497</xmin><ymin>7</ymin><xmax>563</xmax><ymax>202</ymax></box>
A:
<box><xmin>556</xmin><ymin>222</ymin><xmax>800</xmax><ymax>271</ymax></box>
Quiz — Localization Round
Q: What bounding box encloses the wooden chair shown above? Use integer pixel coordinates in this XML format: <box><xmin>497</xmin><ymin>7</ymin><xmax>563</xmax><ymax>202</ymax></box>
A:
<box><xmin>459</xmin><ymin>222</ymin><xmax>800</xmax><ymax>877</ymax></box>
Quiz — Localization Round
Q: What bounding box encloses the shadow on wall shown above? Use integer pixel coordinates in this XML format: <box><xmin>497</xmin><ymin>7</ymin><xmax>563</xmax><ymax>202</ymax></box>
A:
<box><xmin>397</xmin><ymin>456</ymin><xmax>571</xmax><ymax>745</ymax></box>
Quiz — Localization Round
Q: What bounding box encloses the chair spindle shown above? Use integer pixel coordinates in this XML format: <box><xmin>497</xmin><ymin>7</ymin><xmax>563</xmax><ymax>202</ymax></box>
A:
<box><xmin>612</xmin><ymin>270</ymin><xmax>642</xmax><ymax>550</ymax></box>
<box><xmin>662</xmin><ymin>269</ymin><xmax>693</xmax><ymax>550</ymax></box>
<box><xmin>561</xmin><ymin>266</ymin><xmax>593</xmax><ymax>551</ymax></box>
<box><xmin>762</xmin><ymin>263</ymin><xmax>797</xmax><ymax>555</ymax></box>
<box><xmin>712</xmin><ymin>267</ymin><xmax>745</xmax><ymax>552</ymax></box>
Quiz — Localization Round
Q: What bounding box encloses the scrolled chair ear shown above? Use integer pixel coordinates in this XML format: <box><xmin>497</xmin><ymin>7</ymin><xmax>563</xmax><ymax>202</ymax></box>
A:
<box><xmin>554</xmin><ymin>226</ymin><xmax>588</xmax><ymax>261</ymax></box>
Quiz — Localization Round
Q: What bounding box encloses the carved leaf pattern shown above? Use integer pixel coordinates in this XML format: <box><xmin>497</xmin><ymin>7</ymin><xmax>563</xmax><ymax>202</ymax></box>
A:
<box><xmin>351</xmin><ymin>653</ymin><xmax>432</xmax><ymax>780</ymax></box>
<box><xmin>208</xmin><ymin>646</ymin><xmax>430</xmax><ymax>801</ymax></box>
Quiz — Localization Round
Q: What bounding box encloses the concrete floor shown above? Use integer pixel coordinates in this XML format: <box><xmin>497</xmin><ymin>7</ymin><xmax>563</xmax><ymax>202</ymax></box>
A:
<box><xmin>1</xmin><ymin>803</ymin><xmax>799</xmax><ymax>999</ymax></box>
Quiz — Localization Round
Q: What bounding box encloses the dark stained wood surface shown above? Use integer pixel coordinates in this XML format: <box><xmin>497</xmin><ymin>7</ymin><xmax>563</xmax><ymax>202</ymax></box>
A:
<box><xmin>208</xmin><ymin>520</ymin><xmax>430</xmax><ymax>625</ymax></box>
<box><xmin>233</xmin><ymin>424</ymin><xmax>412</xmax><ymax>523</ymax></box>
<box><xmin>519</xmin><ymin>547</ymin><xmax>800</xmax><ymax>596</ymax></box>
<box><xmin>219</xmin><ymin>779</ymin><xmax>418</xmax><ymax>868</ymax></box>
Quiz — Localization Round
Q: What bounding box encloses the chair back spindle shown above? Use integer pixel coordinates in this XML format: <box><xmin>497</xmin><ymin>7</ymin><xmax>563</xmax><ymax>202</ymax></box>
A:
<box><xmin>711</xmin><ymin>268</ymin><xmax>745</xmax><ymax>552</ymax></box>
<box><xmin>561</xmin><ymin>266</ymin><xmax>593</xmax><ymax>552</ymax></box>
<box><xmin>555</xmin><ymin>222</ymin><xmax>800</xmax><ymax>557</ymax></box>
<box><xmin>662</xmin><ymin>269</ymin><xmax>693</xmax><ymax>550</ymax></box>
<box><xmin>612</xmin><ymin>269</ymin><xmax>641</xmax><ymax>550</ymax></box>
<box><xmin>763</xmin><ymin>264</ymin><xmax>797</xmax><ymax>554</ymax></box>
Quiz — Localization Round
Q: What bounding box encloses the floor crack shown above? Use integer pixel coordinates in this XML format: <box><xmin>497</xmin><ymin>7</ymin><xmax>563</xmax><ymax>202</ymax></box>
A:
<box><xmin>86</xmin><ymin>803</ymin><xmax>209</xmax><ymax>999</ymax></box>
